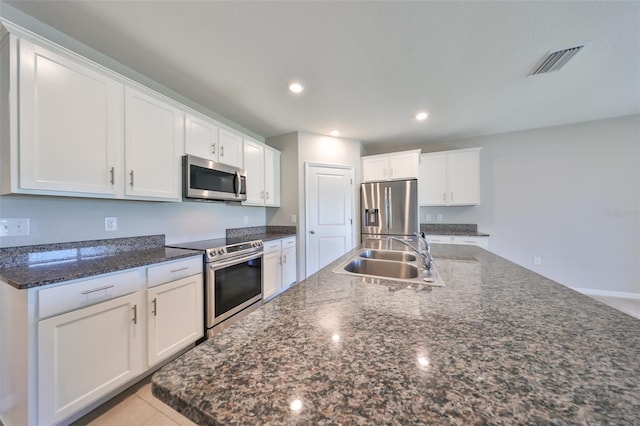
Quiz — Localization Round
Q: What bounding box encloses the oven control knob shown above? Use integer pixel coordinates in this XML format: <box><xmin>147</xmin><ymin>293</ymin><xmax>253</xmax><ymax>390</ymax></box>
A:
<box><xmin>209</xmin><ymin>250</ymin><xmax>216</xmax><ymax>257</ymax></box>
<box><xmin>218</xmin><ymin>249</ymin><xmax>225</xmax><ymax>255</ymax></box>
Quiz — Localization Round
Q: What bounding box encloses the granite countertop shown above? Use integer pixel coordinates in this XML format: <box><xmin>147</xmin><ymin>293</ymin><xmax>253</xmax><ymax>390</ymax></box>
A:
<box><xmin>226</xmin><ymin>225</ymin><xmax>296</xmax><ymax>244</ymax></box>
<box><xmin>152</xmin><ymin>242</ymin><xmax>639</xmax><ymax>425</ymax></box>
<box><xmin>0</xmin><ymin>235</ymin><xmax>201</xmax><ymax>289</ymax></box>
<box><xmin>421</xmin><ymin>223</ymin><xmax>490</xmax><ymax>237</ymax></box>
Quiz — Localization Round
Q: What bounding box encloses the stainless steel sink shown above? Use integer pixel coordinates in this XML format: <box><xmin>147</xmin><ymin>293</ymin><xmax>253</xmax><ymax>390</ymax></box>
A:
<box><xmin>332</xmin><ymin>248</ymin><xmax>445</xmax><ymax>287</ymax></box>
<box><xmin>344</xmin><ymin>258</ymin><xmax>419</xmax><ymax>279</ymax></box>
<box><xmin>359</xmin><ymin>249</ymin><xmax>416</xmax><ymax>262</ymax></box>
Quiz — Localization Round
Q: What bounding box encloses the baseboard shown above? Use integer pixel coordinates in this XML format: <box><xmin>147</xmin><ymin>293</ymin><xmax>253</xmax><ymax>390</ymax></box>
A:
<box><xmin>571</xmin><ymin>287</ymin><xmax>640</xmax><ymax>300</ymax></box>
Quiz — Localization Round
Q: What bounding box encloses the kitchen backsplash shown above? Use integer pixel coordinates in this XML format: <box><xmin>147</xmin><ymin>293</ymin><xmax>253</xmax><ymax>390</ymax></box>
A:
<box><xmin>226</xmin><ymin>226</ymin><xmax>296</xmax><ymax>239</ymax></box>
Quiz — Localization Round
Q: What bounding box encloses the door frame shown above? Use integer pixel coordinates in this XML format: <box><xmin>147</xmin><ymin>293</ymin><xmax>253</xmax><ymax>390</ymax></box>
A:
<box><xmin>303</xmin><ymin>162</ymin><xmax>357</xmax><ymax>279</ymax></box>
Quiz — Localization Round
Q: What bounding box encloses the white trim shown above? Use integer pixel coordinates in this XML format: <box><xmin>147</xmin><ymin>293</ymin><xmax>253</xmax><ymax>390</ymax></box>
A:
<box><xmin>570</xmin><ymin>287</ymin><xmax>640</xmax><ymax>300</ymax></box>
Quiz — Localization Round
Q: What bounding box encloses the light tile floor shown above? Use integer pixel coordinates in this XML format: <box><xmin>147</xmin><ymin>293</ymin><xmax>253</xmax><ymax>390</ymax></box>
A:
<box><xmin>71</xmin><ymin>377</ymin><xmax>195</xmax><ymax>426</ymax></box>
<box><xmin>590</xmin><ymin>295</ymin><xmax>640</xmax><ymax>320</ymax></box>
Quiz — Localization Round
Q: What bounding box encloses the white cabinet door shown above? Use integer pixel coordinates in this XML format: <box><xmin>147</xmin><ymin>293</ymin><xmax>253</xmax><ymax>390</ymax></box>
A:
<box><xmin>124</xmin><ymin>87</ymin><xmax>183</xmax><ymax>200</ymax></box>
<box><xmin>419</xmin><ymin>148</ymin><xmax>480</xmax><ymax>206</ymax></box>
<box><xmin>243</xmin><ymin>138</ymin><xmax>265</xmax><ymax>205</ymax></box>
<box><xmin>281</xmin><ymin>245</ymin><xmax>297</xmax><ymax>288</ymax></box>
<box><xmin>218</xmin><ymin>128</ymin><xmax>243</xmax><ymax>168</ymax></box>
<box><xmin>388</xmin><ymin>151</ymin><xmax>420</xmax><ymax>180</ymax></box>
<box><xmin>447</xmin><ymin>150</ymin><xmax>480</xmax><ymax>205</ymax></box>
<box><xmin>362</xmin><ymin>156</ymin><xmax>389</xmax><ymax>182</ymax></box>
<box><xmin>263</xmin><ymin>251</ymin><xmax>282</xmax><ymax>300</ymax></box>
<box><xmin>147</xmin><ymin>274</ymin><xmax>203</xmax><ymax>367</ymax></box>
<box><xmin>38</xmin><ymin>291</ymin><xmax>144</xmax><ymax>425</ymax></box>
<box><xmin>185</xmin><ymin>114</ymin><xmax>219</xmax><ymax>161</ymax></box>
<box><xmin>419</xmin><ymin>154</ymin><xmax>447</xmax><ymax>205</ymax></box>
<box><xmin>18</xmin><ymin>39</ymin><xmax>123</xmax><ymax>196</ymax></box>
<box><xmin>264</xmin><ymin>147</ymin><xmax>280</xmax><ymax>207</ymax></box>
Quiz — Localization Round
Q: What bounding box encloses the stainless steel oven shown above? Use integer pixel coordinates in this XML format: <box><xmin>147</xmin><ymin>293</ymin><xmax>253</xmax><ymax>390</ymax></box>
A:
<box><xmin>166</xmin><ymin>238</ymin><xmax>263</xmax><ymax>337</ymax></box>
<box><xmin>183</xmin><ymin>155</ymin><xmax>247</xmax><ymax>202</ymax></box>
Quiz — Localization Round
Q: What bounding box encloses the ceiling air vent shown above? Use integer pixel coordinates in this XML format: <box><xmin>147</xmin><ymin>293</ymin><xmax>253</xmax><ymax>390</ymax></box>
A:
<box><xmin>528</xmin><ymin>45</ymin><xmax>584</xmax><ymax>76</ymax></box>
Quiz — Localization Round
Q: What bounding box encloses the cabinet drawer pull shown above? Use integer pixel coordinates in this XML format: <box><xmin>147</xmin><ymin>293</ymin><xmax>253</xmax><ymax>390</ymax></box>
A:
<box><xmin>129</xmin><ymin>170</ymin><xmax>134</xmax><ymax>187</ymax></box>
<box><xmin>109</xmin><ymin>167</ymin><xmax>115</xmax><ymax>185</ymax></box>
<box><xmin>81</xmin><ymin>285</ymin><xmax>115</xmax><ymax>295</ymax></box>
<box><xmin>132</xmin><ymin>304</ymin><xmax>138</xmax><ymax>324</ymax></box>
<box><xmin>152</xmin><ymin>298</ymin><xmax>157</xmax><ymax>316</ymax></box>
<box><xmin>170</xmin><ymin>267</ymin><xmax>189</xmax><ymax>273</ymax></box>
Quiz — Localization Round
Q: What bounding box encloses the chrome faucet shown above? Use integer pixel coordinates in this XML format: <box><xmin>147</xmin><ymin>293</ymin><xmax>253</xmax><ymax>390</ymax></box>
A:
<box><xmin>387</xmin><ymin>233</ymin><xmax>434</xmax><ymax>273</ymax></box>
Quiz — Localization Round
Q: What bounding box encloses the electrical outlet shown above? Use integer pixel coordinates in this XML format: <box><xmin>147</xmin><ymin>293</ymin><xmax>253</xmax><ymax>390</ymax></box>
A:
<box><xmin>425</xmin><ymin>213</ymin><xmax>432</xmax><ymax>221</ymax></box>
<box><xmin>104</xmin><ymin>217</ymin><xmax>118</xmax><ymax>232</ymax></box>
<box><xmin>291</xmin><ymin>214</ymin><xmax>297</xmax><ymax>223</ymax></box>
<box><xmin>533</xmin><ymin>257</ymin><xmax>542</xmax><ymax>265</ymax></box>
<box><xmin>0</xmin><ymin>218</ymin><xmax>30</xmax><ymax>237</ymax></box>
<box><xmin>243</xmin><ymin>216</ymin><xmax>249</xmax><ymax>224</ymax></box>
<box><xmin>436</xmin><ymin>214</ymin><xmax>443</xmax><ymax>222</ymax></box>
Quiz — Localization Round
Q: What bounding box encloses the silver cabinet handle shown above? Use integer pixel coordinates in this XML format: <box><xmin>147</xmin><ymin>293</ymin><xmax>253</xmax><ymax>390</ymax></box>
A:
<box><xmin>451</xmin><ymin>192</ymin><xmax>454</xmax><ymax>203</ymax></box>
<box><xmin>110</xmin><ymin>167</ymin><xmax>115</xmax><ymax>185</ymax></box>
<box><xmin>212</xmin><ymin>143</ymin><xmax>216</xmax><ymax>155</ymax></box>
<box><xmin>283</xmin><ymin>254</ymin><xmax>287</xmax><ymax>264</ymax></box>
<box><xmin>81</xmin><ymin>285</ymin><xmax>114</xmax><ymax>295</ymax></box>
<box><xmin>129</xmin><ymin>170</ymin><xmax>134</xmax><ymax>187</ymax></box>
<box><xmin>442</xmin><ymin>192</ymin><xmax>446</xmax><ymax>202</ymax></box>
<box><xmin>220</xmin><ymin>145</ymin><xmax>225</xmax><ymax>157</ymax></box>
<box><xmin>265</xmin><ymin>191</ymin><xmax>269</xmax><ymax>200</ymax></box>
<box><xmin>170</xmin><ymin>267</ymin><xmax>189</xmax><ymax>273</ymax></box>
<box><xmin>278</xmin><ymin>256</ymin><xmax>282</xmax><ymax>265</ymax></box>
<box><xmin>132</xmin><ymin>304</ymin><xmax>138</xmax><ymax>324</ymax></box>
<box><xmin>310</xmin><ymin>230</ymin><xmax>315</xmax><ymax>234</ymax></box>
<box><xmin>152</xmin><ymin>298</ymin><xmax>157</xmax><ymax>316</ymax></box>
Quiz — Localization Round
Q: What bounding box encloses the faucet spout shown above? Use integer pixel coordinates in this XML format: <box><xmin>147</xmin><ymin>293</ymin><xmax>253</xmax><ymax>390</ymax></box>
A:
<box><xmin>387</xmin><ymin>234</ymin><xmax>435</xmax><ymax>273</ymax></box>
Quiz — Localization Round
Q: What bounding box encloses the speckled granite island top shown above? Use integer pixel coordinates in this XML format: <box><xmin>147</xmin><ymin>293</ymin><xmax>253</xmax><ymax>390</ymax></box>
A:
<box><xmin>0</xmin><ymin>235</ymin><xmax>201</xmax><ymax>289</ymax></box>
<box><xmin>152</xmin><ymin>242</ymin><xmax>639</xmax><ymax>425</ymax></box>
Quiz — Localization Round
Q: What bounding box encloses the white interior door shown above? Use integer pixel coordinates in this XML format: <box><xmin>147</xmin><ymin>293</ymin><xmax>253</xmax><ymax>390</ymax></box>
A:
<box><xmin>305</xmin><ymin>164</ymin><xmax>354</xmax><ymax>277</ymax></box>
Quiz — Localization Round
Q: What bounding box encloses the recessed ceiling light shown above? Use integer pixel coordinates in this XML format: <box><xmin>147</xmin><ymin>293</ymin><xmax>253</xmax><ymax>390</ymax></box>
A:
<box><xmin>415</xmin><ymin>111</ymin><xmax>428</xmax><ymax>121</ymax></box>
<box><xmin>288</xmin><ymin>82</ymin><xmax>304</xmax><ymax>94</ymax></box>
<box><xmin>330</xmin><ymin>129</ymin><xmax>340</xmax><ymax>137</ymax></box>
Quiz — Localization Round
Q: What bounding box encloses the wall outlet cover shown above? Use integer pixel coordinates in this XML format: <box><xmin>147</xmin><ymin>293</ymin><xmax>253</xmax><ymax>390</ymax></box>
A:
<box><xmin>0</xmin><ymin>218</ymin><xmax>30</xmax><ymax>237</ymax></box>
<box><xmin>105</xmin><ymin>217</ymin><xmax>118</xmax><ymax>232</ymax></box>
<box><xmin>437</xmin><ymin>214</ymin><xmax>443</xmax><ymax>222</ymax></box>
<box><xmin>425</xmin><ymin>214</ymin><xmax>432</xmax><ymax>221</ymax></box>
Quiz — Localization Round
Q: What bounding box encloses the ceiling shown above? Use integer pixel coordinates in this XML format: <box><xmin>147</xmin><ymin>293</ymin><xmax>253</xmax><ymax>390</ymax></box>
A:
<box><xmin>4</xmin><ymin>1</ymin><xmax>640</xmax><ymax>146</ymax></box>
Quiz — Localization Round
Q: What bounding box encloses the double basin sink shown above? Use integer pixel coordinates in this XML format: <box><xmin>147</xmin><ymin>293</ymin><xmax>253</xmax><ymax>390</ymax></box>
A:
<box><xmin>333</xmin><ymin>248</ymin><xmax>444</xmax><ymax>287</ymax></box>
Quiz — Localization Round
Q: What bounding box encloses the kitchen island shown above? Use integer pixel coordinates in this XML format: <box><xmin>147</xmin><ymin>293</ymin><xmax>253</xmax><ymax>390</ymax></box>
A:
<box><xmin>152</xmin><ymin>241</ymin><xmax>639</xmax><ymax>425</ymax></box>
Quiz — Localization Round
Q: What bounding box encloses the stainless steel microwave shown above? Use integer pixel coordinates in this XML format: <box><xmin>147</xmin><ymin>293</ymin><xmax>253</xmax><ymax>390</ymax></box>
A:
<box><xmin>183</xmin><ymin>155</ymin><xmax>247</xmax><ymax>202</ymax></box>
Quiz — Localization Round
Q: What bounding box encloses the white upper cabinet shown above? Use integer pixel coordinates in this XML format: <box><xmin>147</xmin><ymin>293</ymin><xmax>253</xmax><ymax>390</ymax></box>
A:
<box><xmin>184</xmin><ymin>113</ymin><xmax>219</xmax><ymax>161</ymax></box>
<box><xmin>7</xmin><ymin>37</ymin><xmax>124</xmax><ymax>197</ymax></box>
<box><xmin>218</xmin><ymin>128</ymin><xmax>244</xmax><ymax>169</ymax></box>
<box><xmin>362</xmin><ymin>149</ymin><xmax>421</xmax><ymax>182</ymax></box>
<box><xmin>124</xmin><ymin>87</ymin><xmax>184</xmax><ymax>201</ymax></box>
<box><xmin>419</xmin><ymin>148</ymin><xmax>481</xmax><ymax>206</ymax></box>
<box><xmin>243</xmin><ymin>137</ymin><xmax>280</xmax><ymax>207</ymax></box>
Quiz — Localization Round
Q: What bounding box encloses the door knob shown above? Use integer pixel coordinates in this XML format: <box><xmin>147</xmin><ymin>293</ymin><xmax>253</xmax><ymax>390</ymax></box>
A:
<box><xmin>310</xmin><ymin>230</ymin><xmax>315</xmax><ymax>234</ymax></box>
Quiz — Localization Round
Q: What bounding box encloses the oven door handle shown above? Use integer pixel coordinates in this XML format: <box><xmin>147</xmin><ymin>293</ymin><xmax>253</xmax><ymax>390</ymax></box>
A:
<box><xmin>209</xmin><ymin>251</ymin><xmax>263</xmax><ymax>270</ymax></box>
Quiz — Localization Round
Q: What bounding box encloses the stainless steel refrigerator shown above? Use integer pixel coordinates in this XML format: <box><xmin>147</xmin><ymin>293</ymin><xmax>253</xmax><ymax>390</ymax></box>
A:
<box><xmin>361</xmin><ymin>179</ymin><xmax>419</xmax><ymax>241</ymax></box>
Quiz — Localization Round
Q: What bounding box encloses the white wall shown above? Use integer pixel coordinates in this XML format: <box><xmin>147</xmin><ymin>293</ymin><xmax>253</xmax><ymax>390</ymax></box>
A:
<box><xmin>266</xmin><ymin>132</ymin><xmax>299</xmax><ymax>227</ymax></box>
<box><xmin>0</xmin><ymin>195</ymin><xmax>266</xmax><ymax>247</ymax></box>
<box><xmin>365</xmin><ymin>115</ymin><xmax>640</xmax><ymax>295</ymax></box>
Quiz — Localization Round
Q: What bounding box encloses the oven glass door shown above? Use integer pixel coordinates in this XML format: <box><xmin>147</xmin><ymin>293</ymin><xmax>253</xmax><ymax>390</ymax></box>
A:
<box><xmin>211</xmin><ymin>255</ymin><xmax>262</xmax><ymax>325</ymax></box>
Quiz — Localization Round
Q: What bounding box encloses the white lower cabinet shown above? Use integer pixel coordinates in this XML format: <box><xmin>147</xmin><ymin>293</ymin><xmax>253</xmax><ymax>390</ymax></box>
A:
<box><xmin>37</xmin><ymin>292</ymin><xmax>145</xmax><ymax>425</ymax></box>
<box><xmin>147</xmin><ymin>274</ymin><xmax>203</xmax><ymax>367</ymax></box>
<box><xmin>427</xmin><ymin>234</ymin><xmax>489</xmax><ymax>249</ymax></box>
<box><xmin>0</xmin><ymin>256</ymin><xmax>204</xmax><ymax>425</ymax></box>
<box><xmin>263</xmin><ymin>237</ymin><xmax>296</xmax><ymax>300</ymax></box>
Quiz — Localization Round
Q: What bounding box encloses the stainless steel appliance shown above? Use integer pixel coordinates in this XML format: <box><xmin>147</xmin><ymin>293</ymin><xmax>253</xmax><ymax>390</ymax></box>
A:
<box><xmin>167</xmin><ymin>238</ymin><xmax>263</xmax><ymax>337</ymax></box>
<box><xmin>183</xmin><ymin>154</ymin><xmax>247</xmax><ymax>202</ymax></box>
<box><xmin>361</xmin><ymin>179</ymin><xmax>419</xmax><ymax>241</ymax></box>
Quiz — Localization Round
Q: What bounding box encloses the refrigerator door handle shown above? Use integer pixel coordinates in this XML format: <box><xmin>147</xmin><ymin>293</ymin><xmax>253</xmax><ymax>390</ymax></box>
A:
<box><xmin>387</xmin><ymin>187</ymin><xmax>393</xmax><ymax>233</ymax></box>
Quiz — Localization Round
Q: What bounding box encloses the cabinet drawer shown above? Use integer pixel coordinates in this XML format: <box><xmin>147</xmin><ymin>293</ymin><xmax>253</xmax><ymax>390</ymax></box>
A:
<box><xmin>147</xmin><ymin>256</ymin><xmax>202</xmax><ymax>288</ymax></box>
<box><xmin>263</xmin><ymin>239</ymin><xmax>282</xmax><ymax>255</ymax></box>
<box><xmin>426</xmin><ymin>235</ymin><xmax>453</xmax><ymax>244</ymax></box>
<box><xmin>281</xmin><ymin>237</ymin><xmax>296</xmax><ymax>248</ymax></box>
<box><xmin>38</xmin><ymin>269</ymin><xmax>146</xmax><ymax>319</ymax></box>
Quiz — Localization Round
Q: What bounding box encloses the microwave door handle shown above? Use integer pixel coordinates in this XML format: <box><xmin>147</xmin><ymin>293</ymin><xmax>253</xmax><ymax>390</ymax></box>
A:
<box><xmin>235</xmin><ymin>171</ymin><xmax>242</xmax><ymax>198</ymax></box>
